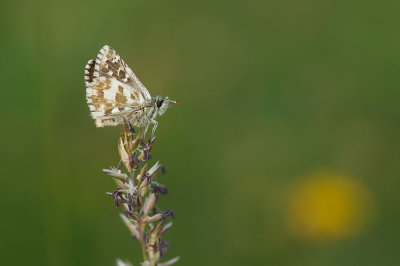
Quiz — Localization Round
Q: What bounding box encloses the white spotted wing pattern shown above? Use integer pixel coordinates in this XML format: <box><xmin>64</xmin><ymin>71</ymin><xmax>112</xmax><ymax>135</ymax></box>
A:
<box><xmin>85</xmin><ymin>45</ymin><xmax>151</xmax><ymax>127</ymax></box>
<box><xmin>85</xmin><ymin>45</ymin><xmax>176</xmax><ymax>132</ymax></box>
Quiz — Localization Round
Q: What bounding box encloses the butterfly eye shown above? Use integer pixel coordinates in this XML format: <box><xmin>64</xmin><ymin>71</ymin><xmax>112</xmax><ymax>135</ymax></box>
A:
<box><xmin>156</xmin><ymin>100</ymin><xmax>163</xmax><ymax>108</ymax></box>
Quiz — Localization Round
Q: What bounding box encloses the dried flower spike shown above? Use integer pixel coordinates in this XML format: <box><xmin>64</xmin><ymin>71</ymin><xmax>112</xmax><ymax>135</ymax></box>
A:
<box><xmin>103</xmin><ymin>123</ymin><xmax>178</xmax><ymax>266</ymax></box>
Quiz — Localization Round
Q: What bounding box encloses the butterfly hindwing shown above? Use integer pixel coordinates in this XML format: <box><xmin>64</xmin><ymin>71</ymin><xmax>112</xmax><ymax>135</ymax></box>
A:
<box><xmin>86</xmin><ymin>76</ymin><xmax>145</xmax><ymax>127</ymax></box>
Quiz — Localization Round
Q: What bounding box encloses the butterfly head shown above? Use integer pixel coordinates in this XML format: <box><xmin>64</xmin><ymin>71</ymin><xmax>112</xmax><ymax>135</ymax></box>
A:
<box><xmin>153</xmin><ymin>95</ymin><xmax>178</xmax><ymax>116</ymax></box>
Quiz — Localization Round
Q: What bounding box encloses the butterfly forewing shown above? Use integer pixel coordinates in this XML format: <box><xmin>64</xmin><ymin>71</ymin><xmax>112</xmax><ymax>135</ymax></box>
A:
<box><xmin>94</xmin><ymin>45</ymin><xmax>151</xmax><ymax>101</ymax></box>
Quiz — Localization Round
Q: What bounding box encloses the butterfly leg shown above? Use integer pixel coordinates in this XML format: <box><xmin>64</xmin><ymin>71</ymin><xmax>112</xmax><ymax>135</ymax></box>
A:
<box><xmin>143</xmin><ymin>125</ymin><xmax>149</xmax><ymax>138</ymax></box>
<box><xmin>151</xmin><ymin>120</ymin><xmax>158</xmax><ymax>137</ymax></box>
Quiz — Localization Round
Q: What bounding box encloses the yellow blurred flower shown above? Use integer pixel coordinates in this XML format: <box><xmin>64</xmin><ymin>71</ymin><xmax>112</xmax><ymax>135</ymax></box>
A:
<box><xmin>287</xmin><ymin>171</ymin><xmax>374</xmax><ymax>242</ymax></box>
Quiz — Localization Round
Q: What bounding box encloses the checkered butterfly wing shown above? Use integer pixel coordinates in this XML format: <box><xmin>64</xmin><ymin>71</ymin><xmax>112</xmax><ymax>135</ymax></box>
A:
<box><xmin>85</xmin><ymin>45</ymin><xmax>152</xmax><ymax>127</ymax></box>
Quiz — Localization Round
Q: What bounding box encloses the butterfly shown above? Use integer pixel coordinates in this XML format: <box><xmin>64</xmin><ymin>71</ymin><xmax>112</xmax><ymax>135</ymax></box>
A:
<box><xmin>84</xmin><ymin>45</ymin><xmax>177</xmax><ymax>135</ymax></box>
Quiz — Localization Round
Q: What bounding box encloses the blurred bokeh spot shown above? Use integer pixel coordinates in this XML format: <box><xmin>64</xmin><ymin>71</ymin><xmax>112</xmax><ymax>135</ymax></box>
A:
<box><xmin>287</xmin><ymin>171</ymin><xmax>374</xmax><ymax>242</ymax></box>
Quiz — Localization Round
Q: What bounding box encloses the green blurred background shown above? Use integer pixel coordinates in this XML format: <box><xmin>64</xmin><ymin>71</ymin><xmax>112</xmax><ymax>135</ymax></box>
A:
<box><xmin>1</xmin><ymin>0</ymin><xmax>400</xmax><ymax>265</ymax></box>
